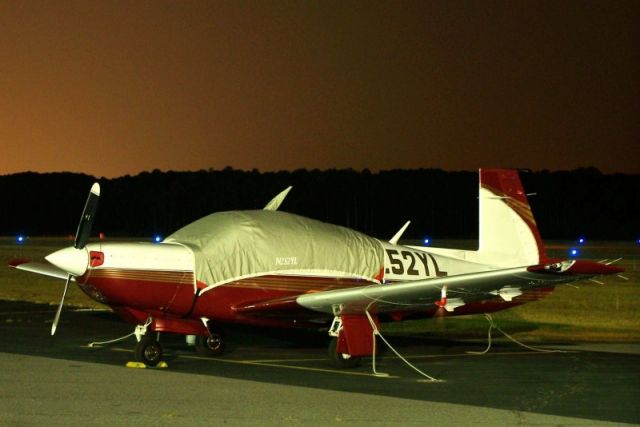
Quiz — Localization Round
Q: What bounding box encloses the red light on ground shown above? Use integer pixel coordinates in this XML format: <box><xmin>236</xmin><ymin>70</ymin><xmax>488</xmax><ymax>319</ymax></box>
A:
<box><xmin>99</xmin><ymin>232</ymin><xmax>105</xmax><ymax>240</ymax></box>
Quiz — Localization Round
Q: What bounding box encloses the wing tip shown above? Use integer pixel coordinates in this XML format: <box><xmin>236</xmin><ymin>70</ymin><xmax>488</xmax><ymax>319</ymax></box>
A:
<box><xmin>8</xmin><ymin>258</ymin><xmax>31</xmax><ymax>268</ymax></box>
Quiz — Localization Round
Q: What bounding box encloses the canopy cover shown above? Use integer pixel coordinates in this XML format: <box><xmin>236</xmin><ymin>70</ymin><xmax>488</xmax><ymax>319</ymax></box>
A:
<box><xmin>165</xmin><ymin>210</ymin><xmax>384</xmax><ymax>288</ymax></box>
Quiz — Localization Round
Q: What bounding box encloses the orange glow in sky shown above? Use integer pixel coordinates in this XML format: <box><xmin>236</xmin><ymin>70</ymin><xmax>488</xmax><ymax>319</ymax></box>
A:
<box><xmin>1</xmin><ymin>1</ymin><xmax>638</xmax><ymax>177</ymax></box>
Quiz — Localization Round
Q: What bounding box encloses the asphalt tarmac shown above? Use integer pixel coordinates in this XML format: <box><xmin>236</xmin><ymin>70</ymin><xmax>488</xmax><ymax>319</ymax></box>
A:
<box><xmin>1</xmin><ymin>300</ymin><xmax>638</xmax><ymax>426</ymax></box>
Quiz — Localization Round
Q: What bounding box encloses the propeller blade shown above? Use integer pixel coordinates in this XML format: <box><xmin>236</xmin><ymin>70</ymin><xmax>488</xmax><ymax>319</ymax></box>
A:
<box><xmin>74</xmin><ymin>183</ymin><xmax>100</xmax><ymax>249</ymax></box>
<box><xmin>51</xmin><ymin>274</ymin><xmax>72</xmax><ymax>336</ymax></box>
<box><xmin>50</xmin><ymin>183</ymin><xmax>100</xmax><ymax>335</ymax></box>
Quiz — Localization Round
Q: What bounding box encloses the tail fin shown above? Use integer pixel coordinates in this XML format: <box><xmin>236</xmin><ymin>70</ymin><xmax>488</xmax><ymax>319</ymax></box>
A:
<box><xmin>478</xmin><ymin>169</ymin><xmax>546</xmax><ymax>267</ymax></box>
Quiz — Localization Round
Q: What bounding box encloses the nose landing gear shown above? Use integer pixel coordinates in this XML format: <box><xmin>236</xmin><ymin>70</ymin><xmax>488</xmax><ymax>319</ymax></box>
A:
<box><xmin>132</xmin><ymin>318</ymin><xmax>164</xmax><ymax>367</ymax></box>
<box><xmin>121</xmin><ymin>317</ymin><xmax>229</xmax><ymax>366</ymax></box>
<box><xmin>134</xmin><ymin>336</ymin><xmax>163</xmax><ymax>366</ymax></box>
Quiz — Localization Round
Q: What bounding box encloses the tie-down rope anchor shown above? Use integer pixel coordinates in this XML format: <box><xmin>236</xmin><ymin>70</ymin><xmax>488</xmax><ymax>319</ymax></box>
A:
<box><xmin>364</xmin><ymin>310</ymin><xmax>443</xmax><ymax>383</ymax></box>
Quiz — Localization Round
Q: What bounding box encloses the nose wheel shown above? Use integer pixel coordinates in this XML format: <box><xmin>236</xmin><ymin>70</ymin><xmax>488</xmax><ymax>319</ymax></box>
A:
<box><xmin>134</xmin><ymin>336</ymin><xmax>163</xmax><ymax>366</ymax></box>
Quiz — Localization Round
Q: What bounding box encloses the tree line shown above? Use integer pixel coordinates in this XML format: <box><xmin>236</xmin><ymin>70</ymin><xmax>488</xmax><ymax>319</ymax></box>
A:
<box><xmin>0</xmin><ymin>167</ymin><xmax>637</xmax><ymax>240</ymax></box>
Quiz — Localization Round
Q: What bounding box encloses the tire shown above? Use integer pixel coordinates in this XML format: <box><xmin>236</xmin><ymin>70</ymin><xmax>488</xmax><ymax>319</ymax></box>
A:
<box><xmin>134</xmin><ymin>337</ymin><xmax>163</xmax><ymax>366</ymax></box>
<box><xmin>328</xmin><ymin>337</ymin><xmax>361</xmax><ymax>369</ymax></box>
<box><xmin>195</xmin><ymin>331</ymin><xmax>226</xmax><ymax>357</ymax></box>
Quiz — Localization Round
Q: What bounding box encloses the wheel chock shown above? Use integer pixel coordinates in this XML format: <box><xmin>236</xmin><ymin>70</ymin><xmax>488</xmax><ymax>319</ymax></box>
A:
<box><xmin>126</xmin><ymin>361</ymin><xmax>169</xmax><ymax>369</ymax></box>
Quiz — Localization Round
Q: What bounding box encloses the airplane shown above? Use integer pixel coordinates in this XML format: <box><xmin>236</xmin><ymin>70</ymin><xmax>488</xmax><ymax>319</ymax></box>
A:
<box><xmin>9</xmin><ymin>169</ymin><xmax>624</xmax><ymax>368</ymax></box>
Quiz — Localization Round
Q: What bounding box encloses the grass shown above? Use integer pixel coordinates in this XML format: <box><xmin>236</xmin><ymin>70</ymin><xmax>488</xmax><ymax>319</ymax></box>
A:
<box><xmin>1</xmin><ymin>237</ymin><xmax>114</xmax><ymax>308</ymax></box>
<box><xmin>1</xmin><ymin>237</ymin><xmax>639</xmax><ymax>342</ymax></box>
<box><xmin>385</xmin><ymin>255</ymin><xmax>640</xmax><ymax>342</ymax></box>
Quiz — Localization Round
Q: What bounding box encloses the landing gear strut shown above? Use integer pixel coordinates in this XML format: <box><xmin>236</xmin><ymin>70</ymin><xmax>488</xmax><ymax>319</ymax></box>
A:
<box><xmin>131</xmin><ymin>317</ymin><xmax>163</xmax><ymax>366</ymax></box>
<box><xmin>327</xmin><ymin>316</ymin><xmax>362</xmax><ymax>368</ymax></box>
<box><xmin>328</xmin><ymin>337</ymin><xmax>361</xmax><ymax>368</ymax></box>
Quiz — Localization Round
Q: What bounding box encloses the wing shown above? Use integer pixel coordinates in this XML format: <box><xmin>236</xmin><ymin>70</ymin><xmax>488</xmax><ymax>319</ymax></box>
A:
<box><xmin>8</xmin><ymin>259</ymin><xmax>73</xmax><ymax>281</ymax></box>
<box><xmin>296</xmin><ymin>260</ymin><xmax>622</xmax><ymax>315</ymax></box>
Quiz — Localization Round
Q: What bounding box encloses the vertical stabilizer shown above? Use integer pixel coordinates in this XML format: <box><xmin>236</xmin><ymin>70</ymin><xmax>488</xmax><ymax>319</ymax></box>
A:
<box><xmin>478</xmin><ymin>169</ymin><xmax>546</xmax><ymax>267</ymax></box>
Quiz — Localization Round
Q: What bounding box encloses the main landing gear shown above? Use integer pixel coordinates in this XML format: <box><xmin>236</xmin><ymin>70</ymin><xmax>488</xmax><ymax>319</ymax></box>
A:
<box><xmin>328</xmin><ymin>337</ymin><xmax>361</xmax><ymax>368</ymax></box>
<box><xmin>130</xmin><ymin>319</ymin><xmax>227</xmax><ymax>366</ymax></box>
<box><xmin>195</xmin><ymin>328</ymin><xmax>226</xmax><ymax>357</ymax></box>
<box><xmin>327</xmin><ymin>316</ymin><xmax>362</xmax><ymax>369</ymax></box>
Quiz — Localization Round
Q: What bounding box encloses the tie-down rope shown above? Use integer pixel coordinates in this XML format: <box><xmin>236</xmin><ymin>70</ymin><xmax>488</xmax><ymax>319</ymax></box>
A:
<box><xmin>467</xmin><ymin>313</ymin><xmax>565</xmax><ymax>355</ymax></box>
<box><xmin>364</xmin><ymin>310</ymin><xmax>443</xmax><ymax>382</ymax></box>
<box><xmin>88</xmin><ymin>317</ymin><xmax>153</xmax><ymax>348</ymax></box>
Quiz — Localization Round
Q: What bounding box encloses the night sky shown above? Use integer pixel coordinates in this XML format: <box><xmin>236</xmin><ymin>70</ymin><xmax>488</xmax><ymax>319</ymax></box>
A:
<box><xmin>1</xmin><ymin>1</ymin><xmax>638</xmax><ymax>178</ymax></box>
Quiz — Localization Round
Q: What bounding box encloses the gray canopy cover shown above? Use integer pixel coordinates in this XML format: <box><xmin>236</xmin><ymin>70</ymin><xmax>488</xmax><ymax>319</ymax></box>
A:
<box><xmin>166</xmin><ymin>210</ymin><xmax>384</xmax><ymax>288</ymax></box>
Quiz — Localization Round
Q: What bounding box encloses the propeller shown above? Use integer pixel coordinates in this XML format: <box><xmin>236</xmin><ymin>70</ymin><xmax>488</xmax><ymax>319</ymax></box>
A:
<box><xmin>51</xmin><ymin>274</ymin><xmax>71</xmax><ymax>335</ymax></box>
<box><xmin>50</xmin><ymin>182</ymin><xmax>100</xmax><ymax>335</ymax></box>
<box><xmin>75</xmin><ymin>183</ymin><xmax>100</xmax><ymax>249</ymax></box>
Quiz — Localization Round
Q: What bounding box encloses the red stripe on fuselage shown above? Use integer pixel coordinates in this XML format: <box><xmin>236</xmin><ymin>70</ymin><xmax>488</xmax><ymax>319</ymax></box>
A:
<box><xmin>79</xmin><ymin>268</ymin><xmax>195</xmax><ymax>312</ymax></box>
<box><xmin>80</xmin><ymin>269</ymin><xmax>374</xmax><ymax>323</ymax></box>
<box><xmin>87</xmin><ymin>268</ymin><xmax>194</xmax><ymax>285</ymax></box>
<box><xmin>191</xmin><ymin>275</ymin><xmax>376</xmax><ymax>325</ymax></box>
<box><xmin>223</xmin><ymin>274</ymin><xmax>374</xmax><ymax>292</ymax></box>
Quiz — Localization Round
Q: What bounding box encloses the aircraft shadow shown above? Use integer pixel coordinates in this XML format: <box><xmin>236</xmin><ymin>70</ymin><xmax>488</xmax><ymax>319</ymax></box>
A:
<box><xmin>1</xmin><ymin>300</ymin><xmax>638</xmax><ymax>424</ymax></box>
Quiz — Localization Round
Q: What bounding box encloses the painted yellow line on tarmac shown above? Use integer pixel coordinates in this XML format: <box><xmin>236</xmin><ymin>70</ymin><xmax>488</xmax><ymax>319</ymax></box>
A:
<box><xmin>107</xmin><ymin>347</ymin><xmax>397</xmax><ymax>378</ymax></box>
<box><xmin>98</xmin><ymin>346</ymin><xmax>573</xmax><ymax>379</ymax></box>
<box><xmin>180</xmin><ymin>353</ymin><xmax>399</xmax><ymax>378</ymax></box>
<box><xmin>243</xmin><ymin>357</ymin><xmax>327</xmax><ymax>363</ymax></box>
<box><xmin>385</xmin><ymin>350</ymin><xmax>576</xmax><ymax>360</ymax></box>
<box><xmin>103</xmin><ymin>346</ymin><xmax>574</xmax><ymax>360</ymax></box>
<box><xmin>205</xmin><ymin>350</ymin><xmax>569</xmax><ymax>363</ymax></box>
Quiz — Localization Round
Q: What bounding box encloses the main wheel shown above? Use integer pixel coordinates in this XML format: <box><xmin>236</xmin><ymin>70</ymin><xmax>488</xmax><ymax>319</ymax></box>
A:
<box><xmin>328</xmin><ymin>337</ymin><xmax>361</xmax><ymax>368</ymax></box>
<box><xmin>195</xmin><ymin>330</ymin><xmax>226</xmax><ymax>357</ymax></box>
<box><xmin>135</xmin><ymin>337</ymin><xmax>163</xmax><ymax>366</ymax></box>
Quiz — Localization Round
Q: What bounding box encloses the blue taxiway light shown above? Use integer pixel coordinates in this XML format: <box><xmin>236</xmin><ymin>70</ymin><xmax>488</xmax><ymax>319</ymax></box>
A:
<box><xmin>578</xmin><ymin>237</ymin><xmax>586</xmax><ymax>244</ymax></box>
<box><xmin>569</xmin><ymin>248</ymin><xmax>579</xmax><ymax>257</ymax></box>
<box><xmin>423</xmin><ymin>238</ymin><xmax>431</xmax><ymax>245</ymax></box>
<box><xmin>153</xmin><ymin>235</ymin><xmax>163</xmax><ymax>243</ymax></box>
<box><xmin>16</xmin><ymin>235</ymin><xmax>25</xmax><ymax>244</ymax></box>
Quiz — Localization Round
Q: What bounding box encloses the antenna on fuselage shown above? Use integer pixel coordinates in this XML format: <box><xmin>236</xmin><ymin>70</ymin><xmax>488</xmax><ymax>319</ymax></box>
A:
<box><xmin>263</xmin><ymin>186</ymin><xmax>293</xmax><ymax>211</ymax></box>
<box><xmin>389</xmin><ymin>221</ymin><xmax>411</xmax><ymax>245</ymax></box>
